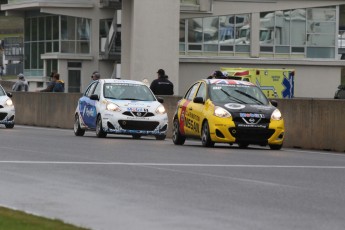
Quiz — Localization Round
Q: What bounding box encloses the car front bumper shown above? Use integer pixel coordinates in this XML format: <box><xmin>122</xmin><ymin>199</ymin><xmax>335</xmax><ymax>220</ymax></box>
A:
<box><xmin>0</xmin><ymin>107</ymin><xmax>15</xmax><ymax>125</ymax></box>
<box><xmin>209</xmin><ymin>117</ymin><xmax>284</xmax><ymax>145</ymax></box>
<box><xmin>102</xmin><ymin>112</ymin><xmax>168</xmax><ymax>136</ymax></box>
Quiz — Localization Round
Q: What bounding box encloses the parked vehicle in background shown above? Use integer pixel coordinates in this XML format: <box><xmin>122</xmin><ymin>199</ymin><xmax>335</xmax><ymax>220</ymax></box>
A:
<box><xmin>74</xmin><ymin>79</ymin><xmax>168</xmax><ymax>140</ymax></box>
<box><xmin>172</xmin><ymin>78</ymin><xmax>285</xmax><ymax>150</ymax></box>
<box><xmin>0</xmin><ymin>84</ymin><xmax>15</xmax><ymax>128</ymax></box>
<box><xmin>334</xmin><ymin>85</ymin><xmax>345</xmax><ymax>99</ymax></box>
<box><xmin>220</xmin><ymin>67</ymin><xmax>295</xmax><ymax>99</ymax></box>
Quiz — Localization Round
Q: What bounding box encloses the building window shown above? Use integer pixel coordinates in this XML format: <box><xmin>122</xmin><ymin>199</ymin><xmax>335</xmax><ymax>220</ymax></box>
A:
<box><xmin>181</xmin><ymin>0</ymin><xmax>198</xmax><ymax>4</ymax></box>
<box><xmin>181</xmin><ymin>14</ymin><xmax>250</xmax><ymax>56</ymax></box>
<box><xmin>179</xmin><ymin>19</ymin><xmax>186</xmax><ymax>53</ymax></box>
<box><xmin>180</xmin><ymin>6</ymin><xmax>337</xmax><ymax>59</ymax></box>
<box><xmin>259</xmin><ymin>6</ymin><xmax>336</xmax><ymax>58</ymax></box>
<box><xmin>24</xmin><ymin>14</ymin><xmax>91</xmax><ymax>77</ymax></box>
<box><xmin>61</xmin><ymin>16</ymin><xmax>90</xmax><ymax>54</ymax></box>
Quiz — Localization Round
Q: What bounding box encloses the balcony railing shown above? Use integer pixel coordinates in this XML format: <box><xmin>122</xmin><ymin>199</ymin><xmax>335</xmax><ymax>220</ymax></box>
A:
<box><xmin>100</xmin><ymin>0</ymin><xmax>121</xmax><ymax>9</ymax></box>
<box><xmin>180</xmin><ymin>0</ymin><xmax>211</xmax><ymax>12</ymax></box>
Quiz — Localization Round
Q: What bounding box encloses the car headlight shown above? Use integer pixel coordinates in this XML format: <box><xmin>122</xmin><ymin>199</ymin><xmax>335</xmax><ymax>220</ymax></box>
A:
<box><xmin>214</xmin><ymin>106</ymin><xmax>231</xmax><ymax>118</ymax></box>
<box><xmin>155</xmin><ymin>104</ymin><xmax>166</xmax><ymax>114</ymax></box>
<box><xmin>271</xmin><ymin>109</ymin><xmax>282</xmax><ymax>120</ymax></box>
<box><xmin>106</xmin><ymin>102</ymin><xmax>121</xmax><ymax>112</ymax></box>
<box><xmin>5</xmin><ymin>99</ymin><xmax>13</xmax><ymax>106</ymax></box>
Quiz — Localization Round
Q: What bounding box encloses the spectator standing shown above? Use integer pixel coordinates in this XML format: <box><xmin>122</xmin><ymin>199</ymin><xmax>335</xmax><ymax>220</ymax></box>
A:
<box><xmin>150</xmin><ymin>69</ymin><xmax>174</xmax><ymax>95</ymax></box>
<box><xmin>207</xmin><ymin>70</ymin><xmax>225</xmax><ymax>79</ymax></box>
<box><xmin>0</xmin><ymin>65</ymin><xmax>4</xmax><ymax>78</ymax></box>
<box><xmin>37</xmin><ymin>73</ymin><xmax>65</xmax><ymax>92</ymax></box>
<box><xmin>91</xmin><ymin>71</ymin><xmax>101</xmax><ymax>81</ymax></box>
<box><xmin>12</xmin><ymin>73</ymin><xmax>29</xmax><ymax>92</ymax></box>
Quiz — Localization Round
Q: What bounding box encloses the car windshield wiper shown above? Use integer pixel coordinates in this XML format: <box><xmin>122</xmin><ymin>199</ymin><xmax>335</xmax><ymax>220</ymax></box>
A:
<box><xmin>234</xmin><ymin>90</ymin><xmax>264</xmax><ymax>105</ymax></box>
<box><xmin>220</xmin><ymin>89</ymin><xmax>247</xmax><ymax>104</ymax></box>
<box><xmin>121</xmin><ymin>98</ymin><xmax>139</xmax><ymax>100</ymax></box>
<box><xmin>104</xmin><ymin>96</ymin><xmax>118</xmax><ymax>100</ymax></box>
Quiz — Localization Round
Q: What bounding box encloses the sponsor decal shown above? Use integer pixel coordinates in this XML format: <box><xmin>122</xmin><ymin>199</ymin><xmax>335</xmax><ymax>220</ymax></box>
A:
<box><xmin>126</xmin><ymin>117</ymin><xmax>150</xmax><ymax>120</ymax></box>
<box><xmin>85</xmin><ymin>107</ymin><xmax>96</xmax><ymax>117</ymax></box>
<box><xmin>127</xmin><ymin>107</ymin><xmax>148</xmax><ymax>112</ymax></box>
<box><xmin>185</xmin><ymin>111</ymin><xmax>200</xmax><ymax>122</ymax></box>
<box><xmin>184</xmin><ymin>113</ymin><xmax>200</xmax><ymax>133</ymax></box>
<box><xmin>179</xmin><ymin>101</ymin><xmax>190</xmax><ymax>135</ymax></box>
<box><xmin>250</xmin><ymin>105</ymin><xmax>272</xmax><ymax>110</ymax></box>
<box><xmin>238</xmin><ymin>124</ymin><xmax>267</xmax><ymax>128</ymax></box>
<box><xmin>240</xmin><ymin>113</ymin><xmax>265</xmax><ymax>118</ymax></box>
<box><xmin>224</xmin><ymin>103</ymin><xmax>245</xmax><ymax>110</ymax></box>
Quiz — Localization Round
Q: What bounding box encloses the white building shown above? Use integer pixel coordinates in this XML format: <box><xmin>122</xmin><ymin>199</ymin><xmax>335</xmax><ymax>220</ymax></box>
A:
<box><xmin>1</xmin><ymin>0</ymin><xmax>344</xmax><ymax>98</ymax></box>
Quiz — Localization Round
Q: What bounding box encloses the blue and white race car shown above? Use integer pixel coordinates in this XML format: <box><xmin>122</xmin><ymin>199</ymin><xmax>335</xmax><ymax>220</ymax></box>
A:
<box><xmin>74</xmin><ymin>79</ymin><xmax>168</xmax><ymax>140</ymax></box>
<box><xmin>0</xmin><ymin>84</ymin><xmax>15</xmax><ymax>128</ymax></box>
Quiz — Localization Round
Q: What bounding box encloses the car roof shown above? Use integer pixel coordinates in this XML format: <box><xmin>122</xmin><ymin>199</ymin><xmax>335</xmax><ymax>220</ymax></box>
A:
<box><xmin>203</xmin><ymin>79</ymin><xmax>256</xmax><ymax>86</ymax></box>
<box><xmin>99</xmin><ymin>79</ymin><xmax>146</xmax><ymax>85</ymax></box>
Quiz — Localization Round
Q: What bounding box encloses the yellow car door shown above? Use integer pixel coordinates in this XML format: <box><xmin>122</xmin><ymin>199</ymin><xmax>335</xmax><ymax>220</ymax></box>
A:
<box><xmin>186</xmin><ymin>82</ymin><xmax>207</xmax><ymax>137</ymax></box>
<box><xmin>178</xmin><ymin>82</ymin><xmax>200</xmax><ymax>136</ymax></box>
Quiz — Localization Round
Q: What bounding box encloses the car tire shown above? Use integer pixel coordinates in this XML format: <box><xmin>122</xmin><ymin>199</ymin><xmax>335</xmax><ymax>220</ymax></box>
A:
<box><xmin>5</xmin><ymin>123</ymin><xmax>14</xmax><ymax>129</ymax></box>
<box><xmin>172</xmin><ymin>118</ymin><xmax>185</xmax><ymax>145</ymax></box>
<box><xmin>155</xmin><ymin>134</ymin><xmax>166</xmax><ymax>140</ymax></box>
<box><xmin>96</xmin><ymin>115</ymin><xmax>107</xmax><ymax>138</ymax></box>
<box><xmin>132</xmin><ymin>134</ymin><xmax>141</xmax><ymax>139</ymax></box>
<box><xmin>201</xmin><ymin>121</ymin><xmax>214</xmax><ymax>147</ymax></box>
<box><xmin>269</xmin><ymin>144</ymin><xmax>282</xmax><ymax>150</ymax></box>
<box><xmin>74</xmin><ymin>114</ymin><xmax>85</xmax><ymax>136</ymax></box>
<box><xmin>238</xmin><ymin>143</ymin><xmax>249</xmax><ymax>149</ymax></box>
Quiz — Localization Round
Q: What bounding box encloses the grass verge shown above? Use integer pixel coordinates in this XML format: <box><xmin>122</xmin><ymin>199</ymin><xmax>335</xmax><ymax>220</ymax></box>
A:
<box><xmin>0</xmin><ymin>206</ymin><xmax>91</xmax><ymax>230</ymax></box>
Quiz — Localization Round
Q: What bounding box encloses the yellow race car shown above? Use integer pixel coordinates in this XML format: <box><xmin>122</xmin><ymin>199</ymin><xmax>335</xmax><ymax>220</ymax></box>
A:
<box><xmin>172</xmin><ymin>79</ymin><xmax>284</xmax><ymax>150</ymax></box>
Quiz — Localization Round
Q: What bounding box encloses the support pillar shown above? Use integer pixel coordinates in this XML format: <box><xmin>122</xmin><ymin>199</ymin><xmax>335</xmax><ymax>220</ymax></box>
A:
<box><xmin>122</xmin><ymin>0</ymin><xmax>180</xmax><ymax>94</ymax></box>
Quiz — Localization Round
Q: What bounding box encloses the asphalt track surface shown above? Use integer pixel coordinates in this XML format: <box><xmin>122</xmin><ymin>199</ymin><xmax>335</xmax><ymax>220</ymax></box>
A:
<box><xmin>1</xmin><ymin>125</ymin><xmax>345</xmax><ymax>230</ymax></box>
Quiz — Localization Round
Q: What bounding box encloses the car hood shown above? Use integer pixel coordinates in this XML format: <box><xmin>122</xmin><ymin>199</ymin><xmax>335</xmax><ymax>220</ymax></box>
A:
<box><xmin>0</xmin><ymin>95</ymin><xmax>9</xmax><ymax>105</ymax></box>
<box><xmin>107</xmin><ymin>99</ymin><xmax>161</xmax><ymax>110</ymax></box>
<box><xmin>213</xmin><ymin>102</ymin><xmax>276</xmax><ymax>117</ymax></box>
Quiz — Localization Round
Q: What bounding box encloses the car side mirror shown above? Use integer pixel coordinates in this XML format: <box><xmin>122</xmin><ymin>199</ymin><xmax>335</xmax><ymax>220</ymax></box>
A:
<box><xmin>193</xmin><ymin>97</ymin><xmax>204</xmax><ymax>104</ymax></box>
<box><xmin>90</xmin><ymin>94</ymin><xmax>99</xmax><ymax>100</ymax></box>
<box><xmin>270</xmin><ymin>100</ymin><xmax>278</xmax><ymax>107</ymax></box>
<box><xmin>157</xmin><ymin>97</ymin><xmax>164</xmax><ymax>103</ymax></box>
<box><xmin>6</xmin><ymin>92</ymin><xmax>12</xmax><ymax>98</ymax></box>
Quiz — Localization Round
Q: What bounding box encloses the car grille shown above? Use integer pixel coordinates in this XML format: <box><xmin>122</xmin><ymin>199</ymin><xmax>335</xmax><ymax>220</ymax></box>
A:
<box><xmin>118</xmin><ymin>120</ymin><xmax>159</xmax><ymax>131</ymax></box>
<box><xmin>0</xmin><ymin>112</ymin><xmax>8</xmax><ymax>120</ymax></box>
<box><xmin>229</xmin><ymin>127</ymin><xmax>275</xmax><ymax>144</ymax></box>
<box><xmin>122</xmin><ymin>111</ymin><xmax>155</xmax><ymax>117</ymax></box>
<box><xmin>232</xmin><ymin>116</ymin><xmax>270</xmax><ymax>125</ymax></box>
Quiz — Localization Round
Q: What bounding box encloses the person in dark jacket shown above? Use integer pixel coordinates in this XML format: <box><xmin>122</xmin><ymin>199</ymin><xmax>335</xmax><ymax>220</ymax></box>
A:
<box><xmin>91</xmin><ymin>71</ymin><xmax>101</xmax><ymax>81</ymax></box>
<box><xmin>150</xmin><ymin>69</ymin><xmax>174</xmax><ymax>95</ymax></box>
<box><xmin>37</xmin><ymin>73</ymin><xmax>64</xmax><ymax>92</ymax></box>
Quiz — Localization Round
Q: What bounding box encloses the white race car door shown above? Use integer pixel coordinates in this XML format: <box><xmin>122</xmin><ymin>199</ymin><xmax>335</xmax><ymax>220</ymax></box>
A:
<box><xmin>79</xmin><ymin>82</ymin><xmax>99</xmax><ymax>129</ymax></box>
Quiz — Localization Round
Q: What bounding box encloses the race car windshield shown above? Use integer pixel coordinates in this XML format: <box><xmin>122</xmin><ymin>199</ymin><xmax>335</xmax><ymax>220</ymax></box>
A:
<box><xmin>0</xmin><ymin>87</ymin><xmax>5</xmax><ymax>96</ymax></box>
<box><xmin>103</xmin><ymin>83</ymin><xmax>156</xmax><ymax>101</ymax></box>
<box><xmin>209</xmin><ymin>84</ymin><xmax>269</xmax><ymax>105</ymax></box>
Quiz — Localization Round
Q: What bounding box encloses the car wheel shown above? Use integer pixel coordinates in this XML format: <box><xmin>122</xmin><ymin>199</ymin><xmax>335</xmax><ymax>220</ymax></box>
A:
<box><xmin>201</xmin><ymin>121</ymin><xmax>214</xmax><ymax>147</ymax></box>
<box><xmin>74</xmin><ymin>114</ymin><xmax>85</xmax><ymax>136</ymax></box>
<box><xmin>238</xmin><ymin>143</ymin><xmax>249</xmax><ymax>149</ymax></box>
<box><xmin>5</xmin><ymin>123</ymin><xmax>14</xmax><ymax>129</ymax></box>
<box><xmin>269</xmin><ymin>144</ymin><xmax>282</xmax><ymax>150</ymax></box>
<box><xmin>172</xmin><ymin>118</ymin><xmax>185</xmax><ymax>145</ymax></box>
<box><xmin>132</xmin><ymin>134</ymin><xmax>141</xmax><ymax>139</ymax></box>
<box><xmin>155</xmin><ymin>134</ymin><xmax>166</xmax><ymax>140</ymax></box>
<box><xmin>96</xmin><ymin>115</ymin><xmax>107</xmax><ymax>138</ymax></box>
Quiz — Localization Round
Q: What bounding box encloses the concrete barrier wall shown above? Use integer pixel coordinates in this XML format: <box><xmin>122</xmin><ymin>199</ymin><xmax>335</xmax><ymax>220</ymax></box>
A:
<box><xmin>10</xmin><ymin>92</ymin><xmax>345</xmax><ymax>153</ymax></box>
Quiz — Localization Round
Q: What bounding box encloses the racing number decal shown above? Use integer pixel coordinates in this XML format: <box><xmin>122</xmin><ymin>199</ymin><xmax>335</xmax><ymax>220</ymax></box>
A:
<box><xmin>179</xmin><ymin>101</ymin><xmax>190</xmax><ymax>135</ymax></box>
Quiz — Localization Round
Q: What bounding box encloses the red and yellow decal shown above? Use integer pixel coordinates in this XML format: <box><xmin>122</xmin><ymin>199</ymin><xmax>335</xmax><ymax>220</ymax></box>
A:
<box><xmin>179</xmin><ymin>100</ymin><xmax>191</xmax><ymax>135</ymax></box>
